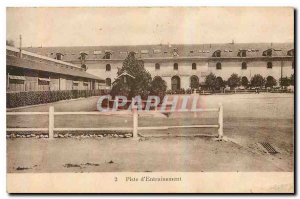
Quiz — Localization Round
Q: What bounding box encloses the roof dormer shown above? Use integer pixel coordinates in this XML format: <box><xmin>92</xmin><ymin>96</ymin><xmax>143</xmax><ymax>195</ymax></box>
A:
<box><xmin>103</xmin><ymin>51</ymin><xmax>112</xmax><ymax>59</ymax></box>
<box><xmin>55</xmin><ymin>53</ymin><xmax>64</xmax><ymax>60</ymax></box>
<box><xmin>237</xmin><ymin>50</ymin><xmax>247</xmax><ymax>57</ymax></box>
<box><xmin>287</xmin><ymin>49</ymin><xmax>294</xmax><ymax>56</ymax></box>
<box><xmin>262</xmin><ymin>49</ymin><xmax>273</xmax><ymax>57</ymax></box>
<box><xmin>212</xmin><ymin>50</ymin><xmax>221</xmax><ymax>57</ymax></box>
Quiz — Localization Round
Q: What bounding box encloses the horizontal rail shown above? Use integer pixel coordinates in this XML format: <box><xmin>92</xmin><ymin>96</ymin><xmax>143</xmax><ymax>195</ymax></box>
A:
<box><xmin>150</xmin><ymin>108</ymin><xmax>219</xmax><ymax>113</ymax></box>
<box><xmin>6</xmin><ymin>112</ymin><xmax>49</xmax><ymax>115</ymax></box>
<box><xmin>6</xmin><ymin>109</ymin><xmax>218</xmax><ymax>116</ymax></box>
<box><xmin>54</xmin><ymin>127</ymin><xmax>133</xmax><ymax>131</ymax></box>
<box><xmin>7</xmin><ymin>128</ymin><xmax>48</xmax><ymax>131</ymax></box>
<box><xmin>54</xmin><ymin>111</ymin><xmax>132</xmax><ymax>115</ymax></box>
<box><xmin>138</xmin><ymin>125</ymin><xmax>219</xmax><ymax>130</ymax></box>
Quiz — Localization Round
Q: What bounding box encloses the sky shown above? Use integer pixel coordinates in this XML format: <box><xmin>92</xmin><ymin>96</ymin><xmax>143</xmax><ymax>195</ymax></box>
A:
<box><xmin>6</xmin><ymin>7</ymin><xmax>294</xmax><ymax>47</ymax></box>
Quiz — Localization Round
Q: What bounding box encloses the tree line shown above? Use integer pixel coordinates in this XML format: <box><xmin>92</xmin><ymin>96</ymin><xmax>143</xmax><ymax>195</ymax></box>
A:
<box><xmin>204</xmin><ymin>73</ymin><xmax>294</xmax><ymax>91</ymax></box>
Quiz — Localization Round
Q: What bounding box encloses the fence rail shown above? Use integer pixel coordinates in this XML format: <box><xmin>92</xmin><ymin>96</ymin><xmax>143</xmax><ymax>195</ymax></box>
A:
<box><xmin>6</xmin><ymin>103</ymin><xmax>224</xmax><ymax>139</ymax></box>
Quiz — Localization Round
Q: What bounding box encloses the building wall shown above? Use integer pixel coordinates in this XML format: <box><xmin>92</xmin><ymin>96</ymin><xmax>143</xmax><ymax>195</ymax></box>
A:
<box><xmin>24</xmin><ymin>70</ymin><xmax>38</xmax><ymax>91</ymax></box>
<box><xmin>6</xmin><ymin>66</ymin><xmax>103</xmax><ymax>92</ymax></box>
<box><xmin>84</xmin><ymin>59</ymin><xmax>294</xmax><ymax>90</ymax></box>
<box><xmin>49</xmin><ymin>74</ymin><xmax>60</xmax><ymax>91</ymax></box>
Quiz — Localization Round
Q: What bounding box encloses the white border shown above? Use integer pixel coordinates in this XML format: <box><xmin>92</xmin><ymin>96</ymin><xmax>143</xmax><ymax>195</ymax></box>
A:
<box><xmin>2</xmin><ymin>0</ymin><xmax>298</xmax><ymax>198</ymax></box>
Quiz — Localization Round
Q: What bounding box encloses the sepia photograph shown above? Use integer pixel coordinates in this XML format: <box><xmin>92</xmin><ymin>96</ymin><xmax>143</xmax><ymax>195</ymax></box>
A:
<box><xmin>6</xmin><ymin>7</ymin><xmax>295</xmax><ymax>193</ymax></box>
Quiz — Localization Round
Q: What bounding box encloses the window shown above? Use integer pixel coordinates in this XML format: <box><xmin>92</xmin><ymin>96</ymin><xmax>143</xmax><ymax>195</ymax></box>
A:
<box><xmin>155</xmin><ymin>63</ymin><xmax>160</xmax><ymax>70</ymax></box>
<box><xmin>192</xmin><ymin>63</ymin><xmax>197</xmax><ymax>70</ymax></box>
<box><xmin>216</xmin><ymin>62</ymin><xmax>222</xmax><ymax>70</ymax></box>
<box><xmin>242</xmin><ymin>62</ymin><xmax>247</xmax><ymax>70</ymax></box>
<box><xmin>106</xmin><ymin>78</ymin><xmax>111</xmax><ymax>87</ymax></box>
<box><xmin>153</xmin><ymin>49</ymin><xmax>161</xmax><ymax>54</ymax></box>
<box><xmin>174</xmin><ymin>63</ymin><xmax>178</xmax><ymax>70</ymax></box>
<box><xmin>292</xmin><ymin>61</ymin><xmax>294</xmax><ymax>69</ymax></box>
<box><xmin>106</xmin><ymin>64</ymin><xmax>111</xmax><ymax>71</ymax></box>
<box><xmin>190</xmin><ymin>50</ymin><xmax>194</xmax><ymax>54</ymax></box>
<box><xmin>93</xmin><ymin>50</ymin><xmax>102</xmax><ymax>55</ymax></box>
<box><xmin>38</xmin><ymin>77</ymin><xmax>50</xmax><ymax>91</ymax></box>
<box><xmin>267</xmin><ymin>62</ymin><xmax>273</xmax><ymax>69</ymax></box>
<box><xmin>141</xmin><ymin>50</ymin><xmax>149</xmax><ymax>54</ymax></box>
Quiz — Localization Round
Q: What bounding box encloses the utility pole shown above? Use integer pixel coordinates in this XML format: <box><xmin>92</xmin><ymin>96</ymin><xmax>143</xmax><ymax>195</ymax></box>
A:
<box><xmin>280</xmin><ymin>60</ymin><xmax>283</xmax><ymax>89</ymax></box>
<box><xmin>19</xmin><ymin>34</ymin><xmax>22</xmax><ymax>58</ymax></box>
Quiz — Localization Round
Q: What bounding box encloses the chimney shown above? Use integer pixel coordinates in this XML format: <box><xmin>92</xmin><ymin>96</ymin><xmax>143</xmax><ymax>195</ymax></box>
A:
<box><xmin>19</xmin><ymin>34</ymin><xmax>22</xmax><ymax>58</ymax></box>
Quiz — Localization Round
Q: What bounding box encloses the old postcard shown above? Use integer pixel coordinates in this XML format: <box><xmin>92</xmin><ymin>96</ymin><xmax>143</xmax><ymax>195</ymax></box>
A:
<box><xmin>6</xmin><ymin>7</ymin><xmax>294</xmax><ymax>193</ymax></box>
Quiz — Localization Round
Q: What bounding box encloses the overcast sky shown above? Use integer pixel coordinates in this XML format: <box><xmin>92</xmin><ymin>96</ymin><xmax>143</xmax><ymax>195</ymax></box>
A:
<box><xmin>6</xmin><ymin>7</ymin><xmax>294</xmax><ymax>47</ymax></box>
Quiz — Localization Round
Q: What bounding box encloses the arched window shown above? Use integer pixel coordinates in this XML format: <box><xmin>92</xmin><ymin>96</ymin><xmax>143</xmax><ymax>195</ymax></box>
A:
<box><xmin>241</xmin><ymin>76</ymin><xmax>249</xmax><ymax>87</ymax></box>
<box><xmin>174</xmin><ymin>63</ymin><xmax>178</xmax><ymax>70</ymax></box>
<box><xmin>242</xmin><ymin>62</ymin><xmax>247</xmax><ymax>70</ymax></box>
<box><xmin>155</xmin><ymin>63</ymin><xmax>160</xmax><ymax>70</ymax></box>
<box><xmin>267</xmin><ymin>62</ymin><xmax>273</xmax><ymax>69</ymax></box>
<box><xmin>216</xmin><ymin>62</ymin><xmax>222</xmax><ymax>70</ymax></box>
<box><xmin>171</xmin><ymin>76</ymin><xmax>180</xmax><ymax>90</ymax></box>
<box><xmin>106</xmin><ymin>64</ymin><xmax>111</xmax><ymax>71</ymax></box>
<box><xmin>105</xmin><ymin>78</ymin><xmax>111</xmax><ymax>86</ymax></box>
<box><xmin>190</xmin><ymin>75</ymin><xmax>199</xmax><ymax>89</ymax></box>
<box><xmin>192</xmin><ymin>63</ymin><xmax>197</xmax><ymax>70</ymax></box>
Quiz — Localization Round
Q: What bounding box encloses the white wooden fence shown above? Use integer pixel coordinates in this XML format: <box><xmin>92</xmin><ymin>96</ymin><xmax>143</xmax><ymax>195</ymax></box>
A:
<box><xmin>7</xmin><ymin>103</ymin><xmax>223</xmax><ymax>139</ymax></box>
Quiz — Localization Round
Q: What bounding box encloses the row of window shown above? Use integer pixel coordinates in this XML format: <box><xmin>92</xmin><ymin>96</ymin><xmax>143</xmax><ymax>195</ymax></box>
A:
<box><xmin>55</xmin><ymin>49</ymin><xmax>294</xmax><ymax>60</ymax></box>
<box><xmin>105</xmin><ymin>61</ymin><xmax>294</xmax><ymax>71</ymax></box>
<box><xmin>216</xmin><ymin>62</ymin><xmax>273</xmax><ymax>70</ymax></box>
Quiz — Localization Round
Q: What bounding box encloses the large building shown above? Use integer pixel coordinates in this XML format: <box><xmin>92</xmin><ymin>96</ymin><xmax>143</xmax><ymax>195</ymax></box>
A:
<box><xmin>26</xmin><ymin>43</ymin><xmax>294</xmax><ymax>90</ymax></box>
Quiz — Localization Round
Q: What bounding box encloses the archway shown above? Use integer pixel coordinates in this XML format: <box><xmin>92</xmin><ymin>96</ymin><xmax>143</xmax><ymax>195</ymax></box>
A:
<box><xmin>241</xmin><ymin>76</ymin><xmax>249</xmax><ymax>88</ymax></box>
<box><xmin>171</xmin><ymin>76</ymin><xmax>181</xmax><ymax>91</ymax></box>
<box><xmin>153</xmin><ymin>76</ymin><xmax>163</xmax><ymax>81</ymax></box>
<box><xmin>105</xmin><ymin>78</ymin><xmax>111</xmax><ymax>87</ymax></box>
<box><xmin>215</xmin><ymin>76</ymin><xmax>225</xmax><ymax>90</ymax></box>
<box><xmin>190</xmin><ymin>75</ymin><xmax>199</xmax><ymax>89</ymax></box>
<box><xmin>265</xmin><ymin>76</ymin><xmax>276</xmax><ymax>88</ymax></box>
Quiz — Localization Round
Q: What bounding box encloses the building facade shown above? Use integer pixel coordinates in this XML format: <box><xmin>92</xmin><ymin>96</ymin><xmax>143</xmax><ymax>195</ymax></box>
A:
<box><xmin>6</xmin><ymin>46</ymin><xmax>105</xmax><ymax>93</ymax></box>
<box><xmin>26</xmin><ymin>43</ymin><xmax>294</xmax><ymax>90</ymax></box>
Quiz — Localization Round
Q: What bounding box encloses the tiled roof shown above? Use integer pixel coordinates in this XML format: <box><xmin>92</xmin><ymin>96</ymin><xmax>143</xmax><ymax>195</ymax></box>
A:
<box><xmin>25</xmin><ymin>43</ymin><xmax>294</xmax><ymax>61</ymax></box>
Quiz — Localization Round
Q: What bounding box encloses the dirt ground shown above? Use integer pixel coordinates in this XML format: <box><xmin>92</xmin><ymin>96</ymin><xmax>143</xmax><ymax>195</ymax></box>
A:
<box><xmin>7</xmin><ymin>93</ymin><xmax>294</xmax><ymax>172</ymax></box>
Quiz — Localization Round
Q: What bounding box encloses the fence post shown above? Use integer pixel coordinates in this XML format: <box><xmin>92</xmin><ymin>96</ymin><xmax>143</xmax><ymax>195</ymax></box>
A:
<box><xmin>132</xmin><ymin>99</ymin><xmax>139</xmax><ymax>140</ymax></box>
<box><xmin>49</xmin><ymin>106</ymin><xmax>54</xmax><ymax>139</ymax></box>
<box><xmin>218</xmin><ymin>103</ymin><xmax>223</xmax><ymax>138</ymax></box>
